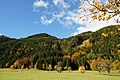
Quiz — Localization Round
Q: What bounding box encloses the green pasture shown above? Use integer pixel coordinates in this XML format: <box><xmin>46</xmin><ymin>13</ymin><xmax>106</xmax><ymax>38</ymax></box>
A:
<box><xmin>0</xmin><ymin>69</ymin><xmax>120</xmax><ymax>80</ymax></box>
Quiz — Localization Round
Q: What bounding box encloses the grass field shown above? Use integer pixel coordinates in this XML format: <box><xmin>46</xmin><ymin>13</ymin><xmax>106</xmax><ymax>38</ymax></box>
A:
<box><xmin>0</xmin><ymin>68</ymin><xmax>120</xmax><ymax>80</ymax></box>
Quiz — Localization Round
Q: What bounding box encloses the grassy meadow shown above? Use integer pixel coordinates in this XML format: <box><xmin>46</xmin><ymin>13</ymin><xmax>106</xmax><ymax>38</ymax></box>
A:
<box><xmin>0</xmin><ymin>68</ymin><xmax>120</xmax><ymax>80</ymax></box>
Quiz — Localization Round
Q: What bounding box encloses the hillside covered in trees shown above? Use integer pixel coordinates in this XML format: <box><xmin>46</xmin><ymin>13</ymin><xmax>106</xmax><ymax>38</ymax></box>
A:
<box><xmin>0</xmin><ymin>25</ymin><xmax>120</xmax><ymax>71</ymax></box>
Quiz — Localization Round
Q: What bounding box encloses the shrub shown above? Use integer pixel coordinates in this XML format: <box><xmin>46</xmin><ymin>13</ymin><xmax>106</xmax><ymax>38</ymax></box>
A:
<box><xmin>67</xmin><ymin>66</ymin><xmax>72</xmax><ymax>73</ymax></box>
<box><xmin>10</xmin><ymin>65</ymin><xmax>15</xmax><ymax>69</ymax></box>
<box><xmin>54</xmin><ymin>65</ymin><xmax>57</xmax><ymax>70</ymax></box>
<box><xmin>48</xmin><ymin>64</ymin><xmax>52</xmax><ymax>71</ymax></box>
<box><xmin>111</xmin><ymin>60</ymin><xmax>120</xmax><ymax>70</ymax></box>
<box><xmin>56</xmin><ymin>67</ymin><xmax>62</xmax><ymax>73</ymax></box>
<box><xmin>78</xmin><ymin>66</ymin><xmax>85</xmax><ymax>73</ymax></box>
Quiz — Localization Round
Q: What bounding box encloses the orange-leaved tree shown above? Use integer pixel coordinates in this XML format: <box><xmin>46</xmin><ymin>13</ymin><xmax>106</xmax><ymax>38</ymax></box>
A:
<box><xmin>79</xmin><ymin>0</ymin><xmax>120</xmax><ymax>23</ymax></box>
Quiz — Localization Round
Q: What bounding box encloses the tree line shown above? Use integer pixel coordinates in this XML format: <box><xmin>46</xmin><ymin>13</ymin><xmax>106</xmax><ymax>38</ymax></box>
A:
<box><xmin>0</xmin><ymin>25</ymin><xmax>120</xmax><ymax>74</ymax></box>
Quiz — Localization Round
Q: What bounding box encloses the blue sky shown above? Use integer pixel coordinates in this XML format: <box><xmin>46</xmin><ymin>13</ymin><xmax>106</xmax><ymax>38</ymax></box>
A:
<box><xmin>0</xmin><ymin>0</ymin><xmax>118</xmax><ymax>38</ymax></box>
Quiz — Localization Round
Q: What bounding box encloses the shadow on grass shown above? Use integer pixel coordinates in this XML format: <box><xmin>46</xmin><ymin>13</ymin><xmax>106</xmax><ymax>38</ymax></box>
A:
<box><xmin>110</xmin><ymin>74</ymin><xmax>120</xmax><ymax>77</ymax></box>
<box><xmin>102</xmin><ymin>73</ymin><xmax>120</xmax><ymax>77</ymax></box>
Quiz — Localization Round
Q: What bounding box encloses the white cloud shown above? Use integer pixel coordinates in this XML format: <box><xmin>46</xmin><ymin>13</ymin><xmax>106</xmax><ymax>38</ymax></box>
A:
<box><xmin>71</xmin><ymin>0</ymin><xmax>120</xmax><ymax>36</ymax></box>
<box><xmin>72</xmin><ymin>17</ymin><xmax>119</xmax><ymax>36</ymax></box>
<box><xmin>40</xmin><ymin>16</ymin><xmax>53</xmax><ymax>25</ymax></box>
<box><xmin>33</xmin><ymin>0</ymin><xmax>79</xmax><ymax>26</ymax></box>
<box><xmin>33</xmin><ymin>0</ymin><xmax>48</xmax><ymax>8</ymax></box>
<box><xmin>52</xmin><ymin>11</ymin><xmax>77</xmax><ymax>26</ymax></box>
<box><xmin>53</xmin><ymin>0</ymin><xmax>70</xmax><ymax>9</ymax></box>
<box><xmin>53</xmin><ymin>0</ymin><xmax>59</xmax><ymax>6</ymax></box>
<box><xmin>33</xmin><ymin>0</ymin><xmax>119</xmax><ymax>35</ymax></box>
<box><xmin>51</xmin><ymin>10</ymin><xmax>80</xmax><ymax>26</ymax></box>
<box><xmin>52</xmin><ymin>11</ymin><xmax>65</xmax><ymax>19</ymax></box>
<box><xmin>59</xmin><ymin>19</ymin><xmax>73</xmax><ymax>26</ymax></box>
<box><xmin>56</xmin><ymin>10</ymin><xmax>81</xmax><ymax>26</ymax></box>
<box><xmin>66</xmin><ymin>10</ymin><xmax>80</xmax><ymax>23</ymax></box>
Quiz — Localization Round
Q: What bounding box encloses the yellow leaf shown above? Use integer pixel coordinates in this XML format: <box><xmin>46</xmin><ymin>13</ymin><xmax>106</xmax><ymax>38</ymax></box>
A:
<box><xmin>98</xmin><ymin>15</ymin><xmax>101</xmax><ymax>21</ymax></box>
<box><xmin>89</xmin><ymin>9</ymin><xmax>94</xmax><ymax>12</ymax></box>
<box><xmin>102</xmin><ymin>33</ymin><xmax>108</xmax><ymax>37</ymax></box>
<box><xmin>82</xmin><ymin>2</ymin><xmax>84</xmax><ymax>4</ymax></box>
<box><xmin>92</xmin><ymin>15</ymin><xmax>97</xmax><ymax>20</ymax></box>
<box><xmin>98</xmin><ymin>6</ymin><xmax>103</xmax><ymax>11</ymax></box>
<box><xmin>106</xmin><ymin>15</ymin><xmax>111</xmax><ymax>20</ymax></box>
<box><xmin>118</xmin><ymin>28</ymin><xmax>120</xmax><ymax>31</ymax></box>
<box><xmin>95</xmin><ymin>1</ymin><xmax>100</xmax><ymax>5</ymax></box>
<box><xmin>117</xmin><ymin>50</ymin><xmax>120</xmax><ymax>53</ymax></box>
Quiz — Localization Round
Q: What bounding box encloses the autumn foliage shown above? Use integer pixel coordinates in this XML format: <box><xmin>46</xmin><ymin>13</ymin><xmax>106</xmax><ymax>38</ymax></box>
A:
<box><xmin>20</xmin><ymin>57</ymin><xmax>30</xmax><ymax>64</ymax></box>
<box><xmin>80</xmin><ymin>0</ymin><xmax>120</xmax><ymax>22</ymax></box>
<box><xmin>78</xmin><ymin>66</ymin><xmax>85</xmax><ymax>73</ymax></box>
<box><xmin>11</xmin><ymin>57</ymin><xmax>30</xmax><ymax>69</ymax></box>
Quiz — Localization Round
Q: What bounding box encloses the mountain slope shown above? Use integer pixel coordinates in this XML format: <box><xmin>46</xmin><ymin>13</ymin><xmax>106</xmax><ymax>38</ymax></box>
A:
<box><xmin>27</xmin><ymin>33</ymin><xmax>56</xmax><ymax>39</ymax></box>
<box><xmin>0</xmin><ymin>25</ymin><xmax>120</xmax><ymax>69</ymax></box>
<box><xmin>90</xmin><ymin>25</ymin><xmax>120</xmax><ymax>55</ymax></box>
<box><xmin>0</xmin><ymin>35</ymin><xmax>15</xmax><ymax>44</ymax></box>
<box><xmin>0</xmin><ymin>33</ymin><xmax>62</xmax><ymax>68</ymax></box>
<box><xmin>59</xmin><ymin>31</ymin><xmax>93</xmax><ymax>54</ymax></box>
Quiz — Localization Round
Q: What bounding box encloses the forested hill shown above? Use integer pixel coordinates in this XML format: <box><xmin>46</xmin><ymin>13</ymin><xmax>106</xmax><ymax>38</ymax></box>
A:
<box><xmin>0</xmin><ymin>25</ymin><xmax>120</xmax><ymax>70</ymax></box>
<box><xmin>0</xmin><ymin>35</ymin><xmax>15</xmax><ymax>43</ymax></box>
<box><xmin>27</xmin><ymin>33</ymin><xmax>57</xmax><ymax>39</ymax></box>
<box><xmin>90</xmin><ymin>25</ymin><xmax>120</xmax><ymax>55</ymax></box>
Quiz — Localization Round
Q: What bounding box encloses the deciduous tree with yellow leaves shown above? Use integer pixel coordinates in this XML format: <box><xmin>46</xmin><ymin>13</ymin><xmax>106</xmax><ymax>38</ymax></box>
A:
<box><xmin>80</xmin><ymin>0</ymin><xmax>120</xmax><ymax>23</ymax></box>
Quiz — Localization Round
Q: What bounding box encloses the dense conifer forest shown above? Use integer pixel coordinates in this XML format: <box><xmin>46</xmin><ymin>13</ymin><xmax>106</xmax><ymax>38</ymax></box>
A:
<box><xmin>0</xmin><ymin>25</ymin><xmax>120</xmax><ymax>71</ymax></box>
